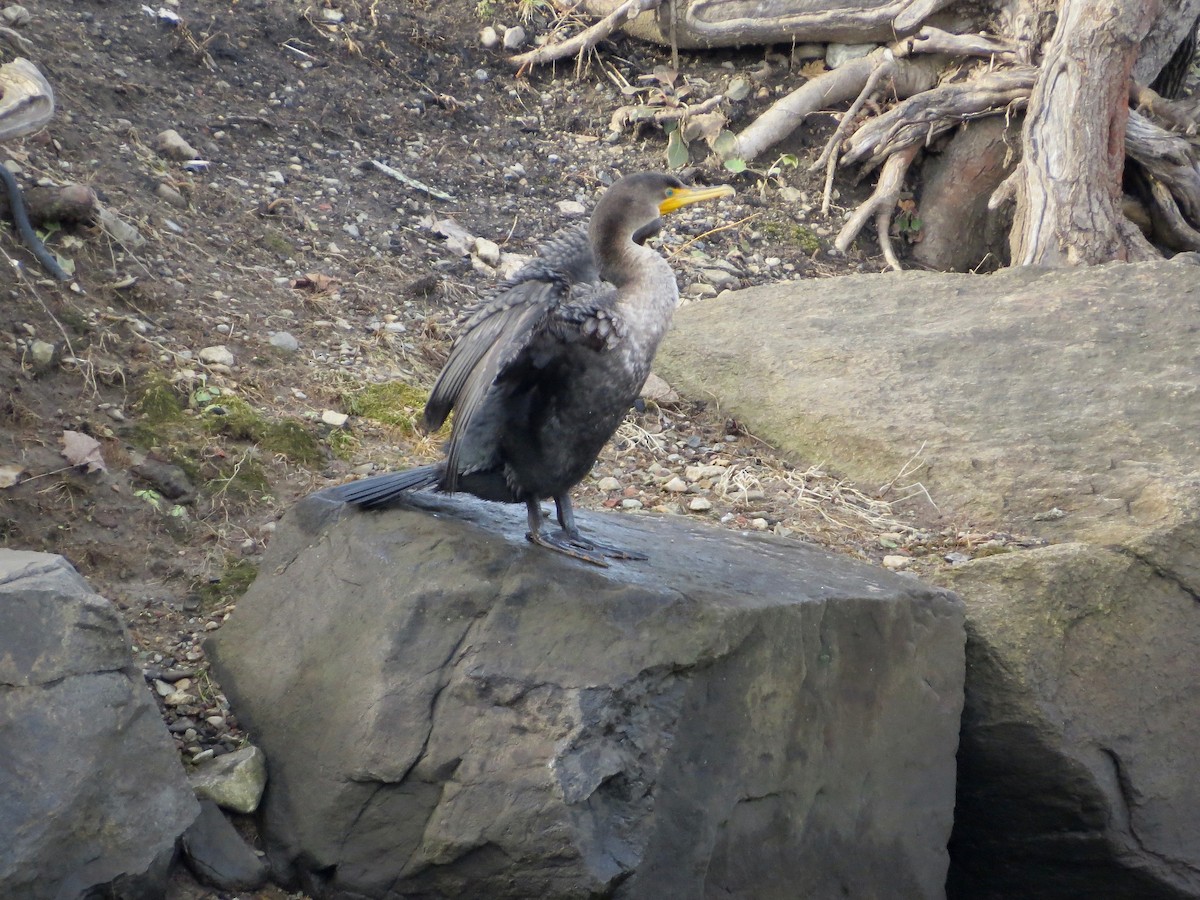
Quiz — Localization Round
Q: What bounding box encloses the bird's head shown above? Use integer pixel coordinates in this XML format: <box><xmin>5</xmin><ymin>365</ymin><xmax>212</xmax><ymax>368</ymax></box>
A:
<box><xmin>590</xmin><ymin>172</ymin><xmax>735</xmax><ymax>249</ymax></box>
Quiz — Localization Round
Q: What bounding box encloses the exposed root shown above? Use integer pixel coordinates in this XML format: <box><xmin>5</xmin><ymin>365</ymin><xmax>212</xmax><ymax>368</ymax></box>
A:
<box><xmin>841</xmin><ymin>66</ymin><xmax>1037</xmax><ymax>171</ymax></box>
<box><xmin>835</xmin><ymin>143</ymin><xmax>920</xmax><ymax>269</ymax></box>
<box><xmin>509</xmin><ymin>0</ymin><xmax>661</xmax><ymax>73</ymax></box>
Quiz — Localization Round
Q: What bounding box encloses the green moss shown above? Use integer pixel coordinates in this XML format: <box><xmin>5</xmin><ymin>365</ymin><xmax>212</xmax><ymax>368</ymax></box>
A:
<box><xmin>260</xmin><ymin>228</ymin><xmax>294</xmax><ymax>259</ymax></box>
<box><xmin>328</xmin><ymin>428</ymin><xmax>360</xmax><ymax>460</ymax></box>
<box><xmin>343</xmin><ymin>381</ymin><xmax>430</xmax><ymax>433</ymax></box>
<box><xmin>203</xmin><ymin>397</ymin><xmax>322</xmax><ymax>466</ymax></box>
<box><xmin>136</xmin><ymin>375</ymin><xmax>186</xmax><ymax>424</ymax></box>
<box><xmin>194</xmin><ymin>557</ymin><xmax>259</xmax><ymax>610</ymax></box>
<box><xmin>760</xmin><ymin>221</ymin><xmax>821</xmax><ymax>254</ymax></box>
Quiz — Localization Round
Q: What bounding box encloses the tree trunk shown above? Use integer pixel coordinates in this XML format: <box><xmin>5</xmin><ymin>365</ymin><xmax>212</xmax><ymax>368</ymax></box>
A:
<box><xmin>1010</xmin><ymin>0</ymin><xmax>1161</xmax><ymax>265</ymax></box>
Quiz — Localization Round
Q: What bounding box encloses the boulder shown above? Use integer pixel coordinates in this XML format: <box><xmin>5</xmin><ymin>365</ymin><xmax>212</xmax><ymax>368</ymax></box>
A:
<box><xmin>0</xmin><ymin>549</ymin><xmax>199</xmax><ymax>900</ymax></box>
<box><xmin>944</xmin><ymin>544</ymin><xmax>1200</xmax><ymax>898</ymax></box>
<box><xmin>655</xmin><ymin>257</ymin><xmax>1200</xmax><ymax>896</ymax></box>
<box><xmin>207</xmin><ymin>493</ymin><xmax>965</xmax><ymax>898</ymax></box>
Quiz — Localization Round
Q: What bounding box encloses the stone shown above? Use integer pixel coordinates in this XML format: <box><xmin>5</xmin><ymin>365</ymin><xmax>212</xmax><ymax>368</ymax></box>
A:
<box><xmin>473</xmin><ymin>236</ymin><xmax>501</xmax><ymax>267</ymax></box>
<box><xmin>0</xmin><ymin>550</ymin><xmax>199</xmax><ymax>899</ymax></box>
<box><xmin>826</xmin><ymin>42</ymin><xmax>878</xmax><ymax>68</ymax></box>
<box><xmin>479</xmin><ymin>26</ymin><xmax>499</xmax><ymax>49</ymax></box>
<box><xmin>0</xmin><ymin>464</ymin><xmax>23</xmax><ymax>488</ymax></box>
<box><xmin>207</xmin><ymin>492</ymin><xmax>964</xmax><ymax>898</ymax></box>
<box><xmin>657</xmin><ymin>258</ymin><xmax>1200</xmax><ymax>896</ymax></box>
<box><xmin>663</xmin><ymin>475</ymin><xmax>688</xmax><ymax>492</ymax></box>
<box><xmin>321</xmin><ymin>409</ymin><xmax>349</xmax><ymax>428</ymax></box>
<box><xmin>198</xmin><ymin>344</ymin><xmax>235</xmax><ymax>367</ymax></box>
<box><xmin>269</xmin><ymin>331</ymin><xmax>299</xmax><ymax>352</ymax></box>
<box><xmin>945</xmin><ymin>544</ymin><xmax>1200</xmax><ymax>898</ymax></box>
<box><xmin>131</xmin><ymin>453</ymin><xmax>194</xmax><ymax>499</ymax></box>
<box><xmin>688</xmin><ymin>496</ymin><xmax>712</xmax><ymax>512</ymax></box>
<box><xmin>153</xmin><ymin>128</ymin><xmax>199</xmax><ymax>161</ymax></box>
<box><xmin>28</xmin><ymin>339</ymin><xmax>56</xmax><ymax>371</ymax></box>
<box><xmin>557</xmin><ymin>199</ymin><xmax>587</xmax><ymax>217</ymax></box>
<box><xmin>640</xmin><ymin>371</ymin><xmax>680</xmax><ymax>403</ymax></box>
<box><xmin>596</xmin><ymin>476</ymin><xmax>622</xmax><ymax>492</ymax></box>
<box><xmin>187</xmin><ymin>744</ymin><xmax>268</xmax><ymax>814</ymax></box>
<box><xmin>1</xmin><ymin>5</ymin><xmax>31</xmax><ymax>26</ymax></box>
<box><xmin>502</xmin><ymin>25</ymin><xmax>527</xmax><ymax>50</ymax></box>
<box><xmin>181</xmin><ymin>800</ymin><xmax>269</xmax><ymax>891</ymax></box>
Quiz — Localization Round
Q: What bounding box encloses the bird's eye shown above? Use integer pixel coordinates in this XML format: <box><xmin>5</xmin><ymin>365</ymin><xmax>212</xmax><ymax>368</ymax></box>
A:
<box><xmin>664</xmin><ymin>188</ymin><xmax>675</xmax><ymax>197</ymax></box>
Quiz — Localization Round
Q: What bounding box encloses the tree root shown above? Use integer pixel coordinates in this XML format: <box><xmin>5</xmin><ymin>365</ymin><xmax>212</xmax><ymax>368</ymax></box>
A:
<box><xmin>1126</xmin><ymin>108</ymin><xmax>1200</xmax><ymax>250</ymax></box>
<box><xmin>509</xmin><ymin>0</ymin><xmax>661</xmax><ymax>73</ymax></box>
<box><xmin>842</xmin><ymin>66</ymin><xmax>1036</xmax><ymax>170</ymax></box>
<box><xmin>835</xmin><ymin>143</ymin><xmax>920</xmax><ymax>270</ymax></box>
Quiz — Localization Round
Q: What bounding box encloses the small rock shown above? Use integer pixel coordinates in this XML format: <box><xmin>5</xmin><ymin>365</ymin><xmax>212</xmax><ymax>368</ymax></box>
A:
<box><xmin>479</xmin><ymin>26</ymin><xmax>499</xmax><ymax>49</ymax></box>
<box><xmin>882</xmin><ymin>555</ymin><xmax>911</xmax><ymax>571</ymax></box>
<box><xmin>156</xmin><ymin>183</ymin><xmax>189</xmax><ymax>208</ymax></box>
<box><xmin>321</xmin><ymin>410</ymin><xmax>349</xmax><ymax>428</ymax></box>
<box><xmin>826</xmin><ymin>42</ymin><xmax>878</xmax><ymax>68</ymax></box>
<box><xmin>688</xmin><ymin>497</ymin><xmax>713</xmax><ymax>512</ymax></box>
<box><xmin>473</xmin><ymin>237</ymin><xmax>501</xmax><ymax>267</ymax></box>
<box><xmin>319</xmin><ymin>7</ymin><xmax>344</xmax><ymax>23</ymax></box>
<box><xmin>154</xmin><ymin>128</ymin><xmax>199</xmax><ymax>161</ymax></box>
<box><xmin>132</xmin><ymin>456</ymin><xmax>194</xmax><ymax>500</ymax></box>
<box><xmin>188</xmin><ymin>745</ymin><xmax>268</xmax><ymax>814</ymax></box>
<box><xmin>28</xmin><ymin>339</ymin><xmax>57</xmax><ymax>371</ymax></box>
<box><xmin>269</xmin><ymin>331</ymin><xmax>299</xmax><ymax>352</ymax></box>
<box><xmin>198</xmin><ymin>345</ymin><xmax>235</xmax><ymax>367</ymax></box>
<box><xmin>596</xmin><ymin>476</ymin><xmax>622</xmax><ymax>492</ymax></box>
<box><xmin>686</xmin><ymin>464</ymin><xmax>728</xmax><ymax>481</ymax></box>
<box><xmin>502</xmin><ymin>25</ymin><xmax>527</xmax><ymax>50</ymax></box>
<box><xmin>684</xmin><ymin>282</ymin><xmax>718</xmax><ymax>300</ymax></box>
<box><xmin>265</xmin><ymin>170</ymin><xmax>286</xmax><ymax>187</ymax></box>
<box><xmin>620</xmin><ymin>498</ymin><xmax>643</xmax><ymax>510</ymax></box>
<box><xmin>165</xmin><ymin>691</ymin><xmax>199</xmax><ymax>707</ymax></box>
<box><xmin>663</xmin><ymin>476</ymin><xmax>688</xmax><ymax>493</ymax></box>
<box><xmin>640</xmin><ymin>372</ymin><xmax>679</xmax><ymax>403</ymax></box>
<box><xmin>557</xmin><ymin>199</ymin><xmax>587</xmax><ymax>218</ymax></box>
<box><xmin>2</xmin><ymin>5</ymin><xmax>31</xmax><ymax>26</ymax></box>
<box><xmin>181</xmin><ymin>801</ymin><xmax>269</xmax><ymax>891</ymax></box>
<box><xmin>0</xmin><ymin>464</ymin><xmax>24</xmax><ymax>488</ymax></box>
<box><xmin>700</xmin><ymin>268</ymin><xmax>739</xmax><ymax>291</ymax></box>
<box><xmin>750</xmin><ymin>518</ymin><xmax>769</xmax><ymax>530</ymax></box>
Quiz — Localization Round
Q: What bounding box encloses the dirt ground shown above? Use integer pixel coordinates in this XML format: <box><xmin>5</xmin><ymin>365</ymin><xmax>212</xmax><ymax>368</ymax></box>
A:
<box><xmin>1</xmin><ymin>1</ymin><xmax>982</xmax><ymax>895</ymax></box>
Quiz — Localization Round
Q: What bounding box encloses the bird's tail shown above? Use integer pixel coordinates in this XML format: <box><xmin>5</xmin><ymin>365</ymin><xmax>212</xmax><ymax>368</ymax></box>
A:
<box><xmin>322</xmin><ymin>464</ymin><xmax>442</xmax><ymax>509</ymax></box>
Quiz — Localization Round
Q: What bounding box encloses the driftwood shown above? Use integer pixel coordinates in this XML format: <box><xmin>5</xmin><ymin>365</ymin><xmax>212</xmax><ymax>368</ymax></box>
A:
<box><xmin>511</xmin><ymin>0</ymin><xmax>662</xmax><ymax>71</ymax></box>
<box><xmin>0</xmin><ymin>57</ymin><xmax>54</xmax><ymax>142</ymax></box>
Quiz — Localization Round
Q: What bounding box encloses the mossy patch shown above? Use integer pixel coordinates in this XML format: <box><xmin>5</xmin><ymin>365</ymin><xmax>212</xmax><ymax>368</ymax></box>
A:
<box><xmin>193</xmin><ymin>557</ymin><xmax>259</xmax><ymax>610</ymax></box>
<box><xmin>202</xmin><ymin>397</ymin><xmax>323</xmax><ymax>466</ymax></box>
<box><xmin>760</xmin><ymin>221</ymin><xmax>821</xmax><ymax>254</ymax></box>
<box><xmin>343</xmin><ymin>381</ymin><xmax>431</xmax><ymax>433</ymax></box>
<box><xmin>135</xmin><ymin>375</ymin><xmax>186</xmax><ymax>424</ymax></box>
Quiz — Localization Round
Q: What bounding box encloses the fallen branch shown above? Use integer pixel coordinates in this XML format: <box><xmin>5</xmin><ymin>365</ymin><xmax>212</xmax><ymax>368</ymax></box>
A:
<box><xmin>510</xmin><ymin>0</ymin><xmax>662</xmax><ymax>71</ymax></box>
<box><xmin>1125</xmin><ymin>108</ymin><xmax>1200</xmax><ymax>229</ymax></box>
<box><xmin>1129</xmin><ymin>81</ymin><xmax>1200</xmax><ymax>135</ymax></box>
<box><xmin>364</xmin><ymin>159</ymin><xmax>456</xmax><ymax>202</ymax></box>
<box><xmin>610</xmin><ymin>93</ymin><xmax>724</xmax><ymax>133</ymax></box>
<box><xmin>896</xmin><ymin>26</ymin><xmax>1017</xmax><ymax>60</ymax></box>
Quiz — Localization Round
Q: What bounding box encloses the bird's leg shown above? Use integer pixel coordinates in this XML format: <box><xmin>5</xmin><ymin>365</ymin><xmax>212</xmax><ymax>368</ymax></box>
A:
<box><xmin>554</xmin><ymin>495</ymin><xmax>647</xmax><ymax>561</ymax></box>
<box><xmin>524</xmin><ymin>498</ymin><xmax>611</xmax><ymax>567</ymax></box>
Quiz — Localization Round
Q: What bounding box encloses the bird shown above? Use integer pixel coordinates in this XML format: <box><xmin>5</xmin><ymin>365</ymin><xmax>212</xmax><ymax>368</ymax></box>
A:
<box><xmin>322</xmin><ymin>172</ymin><xmax>734</xmax><ymax>566</ymax></box>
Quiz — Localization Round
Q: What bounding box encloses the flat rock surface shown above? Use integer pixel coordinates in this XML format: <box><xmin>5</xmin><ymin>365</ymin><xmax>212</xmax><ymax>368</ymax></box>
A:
<box><xmin>208</xmin><ymin>494</ymin><xmax>964</xmax><ymax>899</ymax></box>
<box><xmin>659</xmin><ymin>257</ymin><xmax>1200</xmax><ymax>545</ymax></box>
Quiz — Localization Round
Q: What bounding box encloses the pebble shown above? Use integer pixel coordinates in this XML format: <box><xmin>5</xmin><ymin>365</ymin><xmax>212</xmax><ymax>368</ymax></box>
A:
<box><xmin>165</xmin><ymin>691</ymin><xmax>199</xmax><ymax>706</ymax></box>
<box><xmin>686</xmin><ymin>464</ymin><xmax>727</xmax><ymax>481</ymax></box>
<box><xmin>557</xmin><ymin>200</ymin><xmax>586</xmax><ymax>217</ymax></box>
<box><xmin>596</xmin><ymin>476</ymin><xmax>622</xmax><ymax>492</ymax></box>
<box><xmin>663</xmin><ymin>476</ymin><xmax>688</xmax><ymax>492</ymax></box>
<box><xmin>0</xmin><ymin>464</ymin><xmax>24</xmax><ymax>488</ymax></box>
<box><xmin>28</xmin><ymin>339</ymin><xmax>56</xmax><ymax>370</ymax></box>
<box><xmin>700</xmin><ymin>268</ymin><xmax>739</xmax><ymax>290</ymax></box>
<box><xmin>473</xmin><ymin>237</ymin><xmax>501</xmax><ymax>267</ymax></box>
<box><xmin>1</xmin><ymin>5</ymin><xmax>31</xmax><ymax>26</ymax></box>
<box><xmin>269</xmin><ymin>331</ymin><xmax>299</xmax><ymax>352</ymax></box>
<box><xmin>321</xmin><ymin>410</ymin><xmax>349</xmax><ymax>428</ymax></box>
<box><xmin>199</xmin><ymin>345</ymin><xmax>235</xmax><ymax>367</ymax></box>
<box><xmin>620</xmin><ymin>498</ymin><xmax>643</xmax><ymax>510</ymax></box>
<box><xmin>688</xmin><ymin>497</ymin><xmax>713</xmax><ymax>512</ymax></box>
<box><xmin>826</xmin><ymin>42</ymin><xmax>878</xmax><ymax>68</ymax></box>
<box><xmin>882</xmin><ymin>555</ymin><xmax>911</xmax><ymax>570</ymax></box>
<box><xmin>479</xmin><ymin>26</ymin><xmax>499</xmax><ymax>49</ymax></box>
<box><xmin>750</xmin><ymin>518</ymin><xmax>769</xmax><ymax>530</ymax></box>
<box><xmin>503</xmin><ymin>25</ymin><xmax>527</xmax><ymax>50</ymax></box>
<box><xmin>188</xmin><ymin>745</ymin><xmax>268</xmax><ymax>814</ymax></box>
<box><xmin>154</xmin><ymin>128</ymin><xmax>199</xmax><ymax>161</ymax></box>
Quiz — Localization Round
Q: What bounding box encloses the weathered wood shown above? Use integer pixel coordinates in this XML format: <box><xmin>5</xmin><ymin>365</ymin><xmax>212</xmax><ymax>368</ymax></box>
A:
<box><xmin>571</xmin><ymin>0</ymin><xmax>962</xmax><ymax>47</ymax></box>
<box><xmin>0</xmin><ymin>58</ymin><xmax>54</xmax><ymax>142</ymax></box>
<box><xmin>512</xmin><ymin>0</ymin><xmax>662</xmax><ymax>69</ymax></box>
<box><xmin>1010</xmin><ymin>0</ymin><xmax>1160</xmax><ymax>265</ymax></box>
<box><xmin>0</xmin><ymin>183</ymin><xmax>99</xmax><ymax>227</ymax></box>
<box><xmin>841</xmin><ymin>67</ymin><xmax>1036</xmax><ymax>171</ymax></box>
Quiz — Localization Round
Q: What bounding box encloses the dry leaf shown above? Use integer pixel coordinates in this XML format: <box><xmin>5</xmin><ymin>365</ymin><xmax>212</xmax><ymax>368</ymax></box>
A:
<box><xmin>61</xmin><ymin>430</ymin><xmax>107</xmax><ymax>473</ymax></box>
<box><xmin>290</xmin><ymin>273</ymin><xmax>340</xmax><ymax>293</ymax></box>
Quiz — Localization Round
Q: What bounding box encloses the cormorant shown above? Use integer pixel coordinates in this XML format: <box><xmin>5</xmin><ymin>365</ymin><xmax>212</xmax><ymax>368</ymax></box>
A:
<box><xmin>323</xmin><ymin>172</ymin><xmax>734</xmax><ymax>565</ymax></box>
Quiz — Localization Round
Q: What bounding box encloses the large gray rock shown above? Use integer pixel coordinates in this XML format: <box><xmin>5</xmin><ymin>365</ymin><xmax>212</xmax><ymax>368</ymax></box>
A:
<box><xmin>656</xmin><ymin>258</ymin><xmax>1200</xmax><ymax>897</ymax></box>
<box><xmin>944</xmin><ymin>543</ymin><xmax>1200</xmax><ymax>898</ymax></box>
<box><xmin>208</xmin><ymin>493</ymin><xmax>965</xmax><ymax>899</ymax></box>
<box><xmin>0</xmin><ymin>549</ymin><xmax>199</xmax><ymax>900</ymax></box>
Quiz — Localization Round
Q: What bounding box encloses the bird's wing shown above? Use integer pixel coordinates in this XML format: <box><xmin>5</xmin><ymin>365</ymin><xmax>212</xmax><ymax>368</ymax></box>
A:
<box><xmin>425</xmin><ymin>273</ymin><xmax>625</xmax><ymax>491</ymax></box>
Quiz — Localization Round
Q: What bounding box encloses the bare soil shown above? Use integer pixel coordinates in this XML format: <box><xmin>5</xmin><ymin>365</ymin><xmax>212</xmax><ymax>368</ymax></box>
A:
<box><xmin>1</xmin><ymin>1</ymin><xmax>977</xmax><ymax>895</ymax></box>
